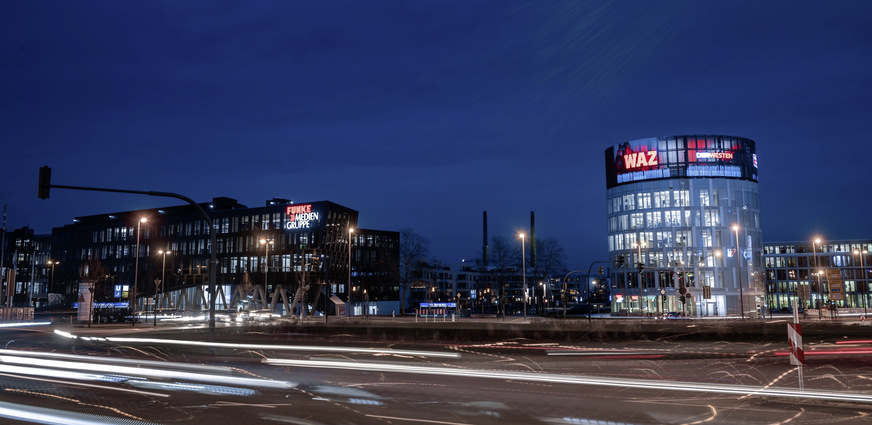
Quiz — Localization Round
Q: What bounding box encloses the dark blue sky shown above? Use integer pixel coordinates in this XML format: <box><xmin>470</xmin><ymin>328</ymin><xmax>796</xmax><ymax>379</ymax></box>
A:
<box><xmin>2</xmin><ymin>1</ymin><xmax>871</xmax><ymax>267</ymax></box>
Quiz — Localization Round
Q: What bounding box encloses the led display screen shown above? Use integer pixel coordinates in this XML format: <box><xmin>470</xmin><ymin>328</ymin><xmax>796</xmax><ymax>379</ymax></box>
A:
<box><xmin>605</xmin><ymin>135</ymin><xmax>758</xmax><ymax>188</ymax></box>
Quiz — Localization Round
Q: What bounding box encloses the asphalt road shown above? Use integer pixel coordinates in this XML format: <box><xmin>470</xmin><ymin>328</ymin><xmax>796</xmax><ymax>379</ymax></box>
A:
<box><xmin>1</xmin><ymin>319</ymin><xmax>872</xmax><ymax>424</ymax></box>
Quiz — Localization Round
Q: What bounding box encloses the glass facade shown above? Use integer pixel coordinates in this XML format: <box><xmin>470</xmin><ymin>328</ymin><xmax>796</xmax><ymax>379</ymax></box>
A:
<box><xmin>763</xmin><ymin>240</ymin><xmax>871</xmax><ymax>313</ymax></box>
<box><xmin>605</xmin><ymin>136</ymin><xmax>763</xmax><ymax>317</ymax></box>
<box><xmin>48</xmin><ymin>197</ymin><xmax>399</xmax><ymax>315</ymax></box>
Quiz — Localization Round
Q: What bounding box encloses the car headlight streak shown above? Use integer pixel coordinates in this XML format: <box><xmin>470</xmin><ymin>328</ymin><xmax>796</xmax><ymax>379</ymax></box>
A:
<box><xmin>263</xmin><ymin>358</ymin><xmax>872</xmax><ymax>404</ymax></box>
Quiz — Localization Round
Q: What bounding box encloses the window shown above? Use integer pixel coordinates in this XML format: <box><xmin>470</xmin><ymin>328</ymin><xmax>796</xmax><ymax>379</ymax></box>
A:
<box><xmin>704</xmin><ymin>209</ymin><xmax>720</xmax><ymax>226</ymax></box>
<box><xmin>637</xmin><ymin>193</ymin><xmax>651</xmax><ymax>209</ymax></box>
<box><xmin>664</xmin><ymin>211</ymin><xmax>682</xmax><ymax>227</ymax></box>
<box><xmin>654</xmin><ymin>191</ymin><xmax>670</xmax><ymax>208</ymax></box>
<box><xmin>701</xmin><ymin>229</ymin><xmax>713</xmax><ymax>247</ymax></box>
<box><xmin>646</xmin><ymin>211</ymin><xmax>661</xmax><ymax>228</ymax></box>
<box><xmin>672</xmin><ymin>190</ymin><xmax>689</xmax><ymax>207</ymax></box>
<box><xmin>623</xmin><ymin>194</ymin><xmax>635</xmax><ymax>211</ymax></box>
<box><xmin>630</xmin><ymin>213</ymin><xmax>644</xmax><ymax>229</ymax></box>
<box><xmin>699</xmin><ymin>190</ymin><xmax>710</xmax><ymax>207</ymax></box>
<box><xmin>618</xmin><ymin>214</ymin><xmax>628</xmax><ymax>231</ymax></box>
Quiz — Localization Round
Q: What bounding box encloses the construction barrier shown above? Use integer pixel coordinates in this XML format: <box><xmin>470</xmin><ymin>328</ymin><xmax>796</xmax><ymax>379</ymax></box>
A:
<box><xmin>0</xmin><ymin>307</ymin><xmax>35</xmax><ymax>321</ymax></box>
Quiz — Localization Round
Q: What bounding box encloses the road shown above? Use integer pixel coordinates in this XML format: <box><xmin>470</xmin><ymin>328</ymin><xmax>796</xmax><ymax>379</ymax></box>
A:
<box><xmin>1</xmin><ymin>320</ymin><xmax>872</xmax><ymax>424</ymax></box>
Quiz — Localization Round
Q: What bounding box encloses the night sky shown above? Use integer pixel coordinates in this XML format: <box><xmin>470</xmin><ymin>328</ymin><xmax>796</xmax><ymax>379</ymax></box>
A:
<box><xmin>2</xmin><ymin>1</ymin><xmax>871</xmax><ymax>268</ymax></box>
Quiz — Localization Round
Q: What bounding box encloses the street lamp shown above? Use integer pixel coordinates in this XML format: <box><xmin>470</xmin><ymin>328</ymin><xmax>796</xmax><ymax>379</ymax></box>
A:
<box><xmin>633</xmin><ymin>240</ymin><xmax>646</xmax><ymax>316</ymax></box>
<box><xmin>519</xmin><ymin>233</ymin><xmax>527</xmax><ymax>320</ymax></box>
<box><xmin>812</xmin><ymin>237</ymin><xmax>822</xmax><ymax>308</ymax></box>
<box><xmin>132</xmin><ymin>217</ymin><xmax>146</xmax><ymax>327</ymax></box>
<box><xmin>855</xmin><ymin>249</ymin><xmax>869</xmax><ymax>316</ymax></box>
<box><xmin>259</xmin><ymin>238</ymin><xmax>274</xmax><ymax>309</ymax></box>
<box><xmin>694</xmin><ymin>250</ymin><xmax>721</xmax><ymax>317</ymax></box>
<box><xmin>733</xmin><ymin>224</ymin><xmax>744</xmax><ymax>319</ymax></box>
<box><xmin>156</xmin><ymin>249</ymin><xmax>170</xmax><ymax>325</ymax></box>
<box><xmin>348</xmin><ymin>227</ymin><xmax>354</xmax><ymax>317</ymax></box>
<box><xmin>48</xmin><ymin>260</ymin><xmax>58</xmax><ymax>295</ymax></box>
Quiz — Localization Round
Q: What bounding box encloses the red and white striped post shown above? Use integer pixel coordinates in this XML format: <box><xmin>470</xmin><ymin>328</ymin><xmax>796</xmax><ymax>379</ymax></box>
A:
<box><xmin>788</xmin><ymin>298</ymin><xmax>804</xmax><ymax>391</ymax></box>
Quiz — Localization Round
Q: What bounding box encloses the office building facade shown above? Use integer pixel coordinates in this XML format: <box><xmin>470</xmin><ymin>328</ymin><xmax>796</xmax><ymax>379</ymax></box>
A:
<box><xmin>605</xmin><ymin>135</ymin><xmax>763</xmax><ymax>317</ymax></box>
<box><xmin>763</xmin><ymin>240</ymin><xmax>871</xmax><ymax>312</ymax></box>
<box><xmin>48</xmin><ymin>197</ymin><xmax>398</xmax><ymax>316</ymax></box>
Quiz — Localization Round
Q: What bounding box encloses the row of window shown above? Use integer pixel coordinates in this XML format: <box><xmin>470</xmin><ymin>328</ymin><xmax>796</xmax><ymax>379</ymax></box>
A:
<box><xmin>764</xmin><ymin>253</ymin><xmax>870</xmax><ymax>269</ymax></box>
<box><xmin>608</xmin><ymin>209</ymin><xmax>727</xmax><ymax>232</ymax></box>
<box><xmin>609</xmin><ymin>190</ymin><xmax>696</xmax><ymax>213</ymax></box>
<box><xmin>763</xmin><ymin>243</ymin><xmax>870</xmax><ymax>255</ymax></box>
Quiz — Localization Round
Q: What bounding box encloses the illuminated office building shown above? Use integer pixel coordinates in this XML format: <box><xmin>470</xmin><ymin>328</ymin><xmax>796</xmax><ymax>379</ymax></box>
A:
<box><xmin>605</xmin><ymin>135</ymin><xmax>763</xmax><ymax>317</ymax></box>
<box><xmin>763</xmin><ymin>240</ymin><xmax>871</xmax><ymax>312</ymax></box>
<box><xmin>48</xmin><ymin>197</ymin><xmax>399</xmax><ymax>316</ymax></box>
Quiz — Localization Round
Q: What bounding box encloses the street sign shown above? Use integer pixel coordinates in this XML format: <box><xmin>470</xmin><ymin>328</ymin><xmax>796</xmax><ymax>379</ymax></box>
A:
<box><xmin>826</xmin><ymin>268</ymin><xmax>844</xmax><ymax>301</ymax></box>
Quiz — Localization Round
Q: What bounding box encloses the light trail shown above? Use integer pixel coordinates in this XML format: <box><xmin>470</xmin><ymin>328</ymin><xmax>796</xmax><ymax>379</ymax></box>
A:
<box><xmin>0</xmin><ymin>401</ymin><xmax>162</xmax><ymax>425</ymax></box>
<box><xmin>53</xmin><ymin>330</ymin><xmax>459</xmax><ymax>358</ymax></box>
<box><xmin>0</xmin><ymin>353</ymin><xmax>295</xmax><ymax>389</ymax></box>
<box><xmin>0</xmin><ymin>348</ymin><xmax>234</xmax><ymax>375</ymax></box>
<box><xmin>773</xmin><ymin>348</ymin><xmax>872</xmax><ymax>356</ymax></box>
<box><xmin>0</xmin><ymin>371</ymin><xmax>168</xmax><ymax>398</ymax></box>
<box><xmin>0</xmin><ymin>321</ymin><xmax>52</xmax><ymax>328</ymax></box>
<box><xmin>264</xmin><ymin>358</ymin><xmax>872</xmax><ymax>404</ymax></box>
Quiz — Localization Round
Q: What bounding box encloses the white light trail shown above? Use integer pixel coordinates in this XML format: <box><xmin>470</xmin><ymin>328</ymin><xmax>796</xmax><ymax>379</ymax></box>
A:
<box><xmin>264</xmin><ymin>358</ymin><xmax>872</xmax><ymax>404</ymax></box>
<box><xmin>94</xmin><ymin>335</ymin><xmax>459</xmax><ymax>358</ymax></box>
<box><xmin>0</xmin><ymin>348</ymin><xmax>234</xmax><ymax>375</ymax></box>
<box><xmin>0</xmin><ymin>321</ymin><xmax>52</xmax><ymax>328</ymax></box>
<box><xmin>0</xmin><ymin>353</ymin><xmax>295</xmax><ymax>390</ymax></box>
<box><xmin>0</xmin><ymin>401</ymin><xmax>162</xmax><ymax>425</ymax></box>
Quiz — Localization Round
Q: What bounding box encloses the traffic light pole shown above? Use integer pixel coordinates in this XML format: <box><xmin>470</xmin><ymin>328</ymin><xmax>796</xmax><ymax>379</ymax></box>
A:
<box><xmin>585</xmin><ymin>260</ymin><xmax>610</xmax><ymax>322</ymax></box>
<box><xmin>37</xmin><ymin>166</ymin><xmax>219</xmax><ymax>332</ymax></box>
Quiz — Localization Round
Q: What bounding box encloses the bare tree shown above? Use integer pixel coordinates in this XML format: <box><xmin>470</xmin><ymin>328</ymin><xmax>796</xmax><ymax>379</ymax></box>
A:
<box><xmin>533</xmin><ymin>237</ymin><xmax>567</xmax><ymax>277</ymax></box>
<box><xmin>399</xmin><ymin>228</ymin><xmax>430</xmax><ymax>314</ymax></box>
<box><xmin>490</xmin><ymin>235</ymin><xmax>516</xmax><ymax>316</ymax></box>
<box><xmin>80</xmin><ymin>257</ymin><xmax>108</xmax><ymax>301</ymax></box>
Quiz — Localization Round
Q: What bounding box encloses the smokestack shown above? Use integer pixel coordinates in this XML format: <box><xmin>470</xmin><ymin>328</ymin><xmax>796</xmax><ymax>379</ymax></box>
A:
<box><xmin>482</xmin><ymin>211</ymin><xmax>489</xmax><ymax>268</ymax></box>
<box><xmin>530</xmin><ymin>211</ymin><xmax>536</xmax><ymax>270</ymax></box>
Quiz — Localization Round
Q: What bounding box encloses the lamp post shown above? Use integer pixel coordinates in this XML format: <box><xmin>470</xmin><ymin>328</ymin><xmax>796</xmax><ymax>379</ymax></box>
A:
<box><xmin>633</xmin><ymin>240</ymin><xmax>646</xmax><ymax>316</ymax></box>
<box><xmin>814</xmin><ymin>270</ymin><xmax>823</xmax><ymax>311</ymax></box>
<box><xmin>695</xmin><ymin>250</ymin><xmax>721</xmax><ymax>317</ymax></box>
<box><xmin>132</xmin><ymin>217</ymin><xmax>146</xmax><ymax>327</ymax></box>
<box><xmin>156</xmin><ymin>249</ymin><xmax>169</xmax><ymax>326</ymax></box>
<box><xmin>259</xmin><ymin>238</ymin><xmax>273</xmax><ymax>309</ymax></box>
<box><xmin>811</xmin><ymin>237</ymin><xmax>823</xmax><ymax>309</ymax></box>
<box><xmin>48</xmin><ymin>260</ymin><xmax>58</xmax><ymax>295</ymax></box>
<box><xmin>519</xmin><ymin>233</ymin><xmax>527</xmax><ymax>320</ymax></box>
<box><xmin>348</xmin><ymin>228</ymin><xmax>354</xmax><ymax>317</ymax></box>
<box><xmin>733</xmin><ymin>225</ymin><xmax>744</xmax><ymax>318</ymax></box>
<box><xmin>855</xmin><ymin>249</ymin><xmax>869</xmax><ymax>316</ymax></box>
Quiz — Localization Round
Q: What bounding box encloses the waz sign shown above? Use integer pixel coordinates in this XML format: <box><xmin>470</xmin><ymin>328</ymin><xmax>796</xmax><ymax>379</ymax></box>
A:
<box><xmin>285</xmin><ymin>204</ymin><xmax>321</xmax><ymax>230</ymax></box>
<box><xmin>623</xmin><ymin>149</ymin><xmax>659</xmax><ymax>170</ymax></box>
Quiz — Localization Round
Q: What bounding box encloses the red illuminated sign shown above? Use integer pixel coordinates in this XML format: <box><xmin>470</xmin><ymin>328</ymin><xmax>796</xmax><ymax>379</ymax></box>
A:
<box><xmin>286</xmin><ymin>204</ymin><xmax>312</xmax><ymax>220</ymax></box>
<box><xmin>623</xmin><ymin>150</ymin><xmax>658</xmax><ymax>170</ymax></box>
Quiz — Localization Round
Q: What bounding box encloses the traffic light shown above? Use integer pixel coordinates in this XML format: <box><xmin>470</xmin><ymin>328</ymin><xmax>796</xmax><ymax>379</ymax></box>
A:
<box><xmin>599</xmin><ymin>266</ymin><xmax>604</xmax><ymax>276</ymax></box>
<box><xmin>638</xmin><ymin>262</ymin><xmax>645</xmax><ymax>272</ymax></box>
<box><xmin>38</xmin><ymin>166</ymin><xmax>51</xmax><ymax>199</ymax></box>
